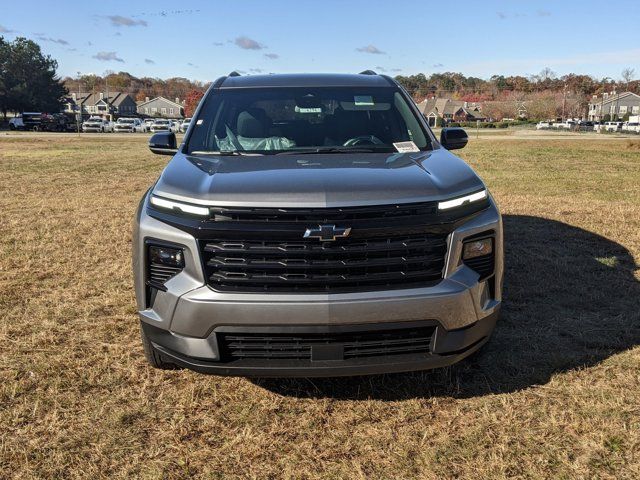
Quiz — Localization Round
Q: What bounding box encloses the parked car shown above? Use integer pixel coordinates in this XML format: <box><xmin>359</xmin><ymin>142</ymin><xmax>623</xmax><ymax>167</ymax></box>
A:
<box><xmin>179</xmin><ymin>117</ymin><xmax>191</xmax><ymax>133</ymax></box>
<box><xmin>143</xmin><ymin>119</ymin><xmax>155</xmax><ymax>132</ymax></box>
<box><xmin>134</xmin><ymin>71</ymin><xmax>503</xmax><ymax>376</ymax></box>
<box><xmin>536</xmin><ymin>121</ymin><xmax>551</xmax><ymax>130</ymax></box>
<box><xmin>554</xmin><ymin>120</ymin><xmax>577</xmax><ymax>130</ymax></box>
<box><xmin>9</xmin><ymin>112</ymin><xmax>42</xmax><ymax>131</ymax></box>
<box><xmin>114</xmin><ymin>117</ymin><xmax>146</xmax><ymax>133</ymax></box>
<box><xmin>604</xmin><ymin>121</ymin><xmax>623</xmax><ymax>132</ymax></box>
<box><xmin>150</xmin><ymin>119</ymin><xmax>172</xmax><ymax>132</ymax></box>
<box><xmin>623</xmin><ymin>122</ymin><xmax>639</xmax><ymax>133</ymax></box>
<box><xmin>82</xmin><ymin>117</ymin><xmax>113</xmax><ymax>133</ymax></box>
<box><xmin>172</xmin><ymin>119</ymin><xmax>182</xmax><ymax>132</ymax></box>
<box><xmin>40</xmin><ymin>113</ymin><xmax>74</xmax><ymax>132</ymax></box>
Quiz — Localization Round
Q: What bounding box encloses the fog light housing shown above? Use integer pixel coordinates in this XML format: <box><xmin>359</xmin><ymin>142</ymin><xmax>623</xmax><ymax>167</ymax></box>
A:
<box><xmin>149</xmin><ymin>245</ymin><xmax>184</xmax><ymax>268</ymax></box>
<box><xmin>463</xmin><ymin>238</ymin><xmax>493</xmax><ymax>260</ymax></box>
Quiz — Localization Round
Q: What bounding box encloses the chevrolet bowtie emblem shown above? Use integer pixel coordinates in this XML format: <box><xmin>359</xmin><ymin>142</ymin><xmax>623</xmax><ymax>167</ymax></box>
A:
<box><xmin>303</xmin><ymin>224</ymin><xmax>351</xmax><ymax>242</ymax></box>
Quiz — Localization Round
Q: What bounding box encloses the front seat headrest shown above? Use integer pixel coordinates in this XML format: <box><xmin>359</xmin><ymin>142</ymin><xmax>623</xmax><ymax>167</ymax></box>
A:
<box><xmin>237</xmin><ymin>108</ymin><xmax>270</xmax><ymax>138</ymax></box>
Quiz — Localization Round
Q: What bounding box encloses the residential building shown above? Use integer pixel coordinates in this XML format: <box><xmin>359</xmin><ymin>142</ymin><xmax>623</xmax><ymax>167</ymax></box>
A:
<box><xmin>588</xmin><ymin>92</ymin><xmax>640</xmax><ymax>121</ymax></box>
<box><xmin>136</xmin><ymin>96</ymin><xmax>185</xmax><ymax>118</ymax></box>
<box><xmin>417</xmin><ymin>98</ymin><xmax>486</xmax><ymax>126</ymax></box>
<box><xmin>64</xmin><ymin>92</ymin><xmax>138</xmax><ymax>118</ymax></box>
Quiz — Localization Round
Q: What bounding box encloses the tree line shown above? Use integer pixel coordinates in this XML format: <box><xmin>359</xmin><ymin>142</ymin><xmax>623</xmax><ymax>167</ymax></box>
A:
<box><xmin>395</xmin><ymin>68</ymin><xmax>639</xmax><ymax>102</ymax></box>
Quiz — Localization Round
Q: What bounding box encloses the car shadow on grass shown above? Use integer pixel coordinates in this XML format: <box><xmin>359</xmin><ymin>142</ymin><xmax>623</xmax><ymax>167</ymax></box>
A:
<box><xmin>252</xmin><ymin>215</ymin><xmax>640</xmax><ymax>400</ymax></box>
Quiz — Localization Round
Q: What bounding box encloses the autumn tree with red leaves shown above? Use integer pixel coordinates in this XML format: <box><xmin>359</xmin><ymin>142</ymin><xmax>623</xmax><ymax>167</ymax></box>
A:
<box><xmin>184</xmin><ymin>89</ymin><xmax>205</xmax><ymax>117</ymax></box>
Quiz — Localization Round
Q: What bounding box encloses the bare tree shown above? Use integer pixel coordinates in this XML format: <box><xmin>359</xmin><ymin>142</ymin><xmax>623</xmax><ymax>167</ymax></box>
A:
<box><xmin>621</xmin><ymin>68</ymin><xmax>636</xmax><ymax>90</ymax></box>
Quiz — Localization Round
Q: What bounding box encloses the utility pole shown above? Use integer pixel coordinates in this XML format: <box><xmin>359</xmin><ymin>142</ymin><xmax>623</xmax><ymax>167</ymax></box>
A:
<box><xmin>105</xmin><ymin>76</ymin><xmax>110</xmax><ymax>120</ymax></box>
<box><xmin>561</xmin><ymin>83</ymin><xmax>567</xmax><ymax>121</ymax></box>
<box><xmin>76</xmin><ymin>72</ymin><xmax>81</xmax><ymax>136</ymax></box>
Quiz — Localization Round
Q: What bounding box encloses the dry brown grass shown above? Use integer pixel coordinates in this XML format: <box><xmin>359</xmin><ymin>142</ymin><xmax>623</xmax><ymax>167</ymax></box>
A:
<box><xmin>1</xmin><ymin>133</ymin><xmax>639</xmax><ymax>479</ymax></box>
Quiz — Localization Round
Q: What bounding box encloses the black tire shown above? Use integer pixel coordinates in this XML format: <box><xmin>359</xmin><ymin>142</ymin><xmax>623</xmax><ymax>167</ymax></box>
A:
<box><xmin>9</xmin><ymin>123</ymin><xmax>15</xmax><ymax>130</ymax></box>
<box><xmin>140</xmin><ymin>325</ymin><xmax>180</xmax><ymax>370</ymax></box>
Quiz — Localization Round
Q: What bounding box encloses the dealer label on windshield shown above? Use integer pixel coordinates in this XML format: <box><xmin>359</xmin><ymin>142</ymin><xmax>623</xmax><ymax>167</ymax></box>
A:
<box><xmin>393</xmin><ymin>141</ymin><xmax>420</xmax><ymax>153</ymax></box>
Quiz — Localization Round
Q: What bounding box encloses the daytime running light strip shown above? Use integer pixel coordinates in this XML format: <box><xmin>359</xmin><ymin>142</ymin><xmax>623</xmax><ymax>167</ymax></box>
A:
<box><xmin>150</xmin><ymin>195</ymin><xmax>210</xmax><ymax>216</ymax></box>
<box><xmin>438</xmin><ymin>190</ymin><xmax>487</xmax><ymax>211</ymax></box>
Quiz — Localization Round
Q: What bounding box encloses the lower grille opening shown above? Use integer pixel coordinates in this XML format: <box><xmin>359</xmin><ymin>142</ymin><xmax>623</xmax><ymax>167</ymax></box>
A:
<box><xmin>217</xmin><ymin>325</ymin><xmax>436</xmax><ymax>362</ymax></box>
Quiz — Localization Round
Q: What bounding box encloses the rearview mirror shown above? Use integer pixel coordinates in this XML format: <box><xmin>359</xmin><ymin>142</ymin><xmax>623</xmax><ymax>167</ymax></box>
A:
<box><xmin>149</xmin><ymin>132</ymin><xmax>177</xmax><ymax>155</ymax></box>
<box><xmin>440</xmin><ymin>127</ymin><xmax>468</xmax><ymax>150</ymax></box>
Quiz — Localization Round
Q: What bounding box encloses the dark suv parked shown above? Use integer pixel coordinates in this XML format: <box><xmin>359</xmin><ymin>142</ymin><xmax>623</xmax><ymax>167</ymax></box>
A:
<box><xmin>133</xmin><ymin>71</ymin><xmax>503</xmax><ymax>377</ymax></box>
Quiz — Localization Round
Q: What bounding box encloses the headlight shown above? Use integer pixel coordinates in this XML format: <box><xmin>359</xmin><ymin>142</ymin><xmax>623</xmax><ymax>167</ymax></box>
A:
<box><xmin>438</xmin><ymin>189</ymin><xmax>487</xmax><ymax>211</ymax></box>
<box><xmin>149</xmin><ymin>195</ymin><xmax>210</xmax><ymax>216</ymax></box>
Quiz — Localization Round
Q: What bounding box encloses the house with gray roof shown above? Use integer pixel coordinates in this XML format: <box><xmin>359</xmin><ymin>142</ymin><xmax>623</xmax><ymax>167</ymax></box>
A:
<box><xmin>417</xmin><ymin>98</ymin><xmax>486</xmax><ymax>126</ymax></box>
<box><xmin>136</xmin><ymin>96</ymin><xmax>185</xmax><ymax>119</ymax></box>
<box><xmin>588</xmin><ymin>92</ymin><xmax>640</xmax><ymax>121</ymax></box>
<box><xmin>64</xmin><ymin>91</ymin><xmax>137</xmax><ymax>118</ymax></box>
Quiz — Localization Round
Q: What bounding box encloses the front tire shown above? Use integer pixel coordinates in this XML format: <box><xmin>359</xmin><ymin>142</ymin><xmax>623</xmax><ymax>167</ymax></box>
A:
<box><xmin>140</xmin><ymin>325</ymin><xmax>180</xmax><ymax>370</ymax></box>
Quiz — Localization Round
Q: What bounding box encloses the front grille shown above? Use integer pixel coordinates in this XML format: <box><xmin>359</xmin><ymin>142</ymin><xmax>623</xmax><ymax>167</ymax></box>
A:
<box><xmin>200</xmin><ymin>233</ymin><xmax>448</xmax><ymax>293</ymax></box>
<box><xmin>217</xmin><ymin>325</ymin><xmax>435</xmax><ymax>361</ymax></box>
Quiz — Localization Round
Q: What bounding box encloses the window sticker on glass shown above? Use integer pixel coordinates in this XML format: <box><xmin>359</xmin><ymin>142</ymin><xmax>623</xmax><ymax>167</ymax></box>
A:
<box><xmin>354</xmin><ymin>95</ymin><xmax>374</xmax><ymax>106</ymax></box>
<box><xmin>393</xmin><ymin>141</ymin><xmax>420</xmax><ymax>153</ymax></box>
<box><xmin>295</xmin><ymin>106</ymin><xmax>322</xmax><ymax>114</ymax></box>
<box><xmin>196</xmin><ymin>119</ymin><xmax>203</xmax><ymax>125</ymax></box>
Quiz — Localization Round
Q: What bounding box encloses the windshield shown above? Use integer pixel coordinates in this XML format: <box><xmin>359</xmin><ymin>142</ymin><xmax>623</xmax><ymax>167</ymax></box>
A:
<box><xmin>155</xmin><ymin>120</ymin><xmax>169</xmax><ymax>124</ymax></box>
<box><xmin>118</xmin><ymin>119</ymin><xmax>134</xmax><ymax>124</ymax></box>
<box><xmin>186</xmin><ymin>87</ymin><xmax>431</xmax><ymax>155</ymax></box>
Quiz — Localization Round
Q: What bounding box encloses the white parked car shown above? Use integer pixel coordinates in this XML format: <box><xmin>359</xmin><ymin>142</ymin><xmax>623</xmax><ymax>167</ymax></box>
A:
<box><xmin>623</xmin><ymin>122</ymin><xmax>639</xmax><ymax>133</ymax></box>
<box><xmin>82</xmin><ymin>117</ymin><xmax>113</xmax><ymax>133</ymax></box>
<box><xmin>114</xmin><ymin>117</ymin><xmax>146</xmax><ymax>133</ymax></box>
<box><xmin>143</xmin><ymin>119</ymin><xmax>155</xmax><ymax>132</ymax></box>
<box><xmin>554</xmin><ymin>120</ymin><xmax>576</xmax><ymax>130</ymax></box>
<box><xmin>536</xmin><ymin>121</ymin><xmax>551</xmax><ymax>130</ymax></box>
<box><xmin>180</xmin><ymin>117</ymin><xmax>191</xmax><ymax>133</ymax></box>
<box><xmin>150</xmin><ymin>119</ymin><xmax>173</xmax><ymax>132</ymax></box>
<box><xmin>604</xmin><ymin>121</ymin><xmax>623</xmax><ymax>132</ymax></box>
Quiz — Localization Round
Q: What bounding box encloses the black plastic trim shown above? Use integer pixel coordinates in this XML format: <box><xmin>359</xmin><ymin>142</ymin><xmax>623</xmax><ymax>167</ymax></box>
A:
<box><xmin>140</xmin><ymin>309</ymin><xmax>499</xmax><ymax>377</ymax></box>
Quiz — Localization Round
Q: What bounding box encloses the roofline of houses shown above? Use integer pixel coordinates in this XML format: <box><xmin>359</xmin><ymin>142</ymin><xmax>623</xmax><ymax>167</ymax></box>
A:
<box><xmin>136</xmin><ymin>96</ymin><xmax>184</xmax><ymax>108</ymax></box>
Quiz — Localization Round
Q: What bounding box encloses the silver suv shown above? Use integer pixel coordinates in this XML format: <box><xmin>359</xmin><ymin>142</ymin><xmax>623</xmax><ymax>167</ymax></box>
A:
<box><xmin>133</xmin><ymin>71</ymin><xmax>503</xmax><ymax>377</ymax></box>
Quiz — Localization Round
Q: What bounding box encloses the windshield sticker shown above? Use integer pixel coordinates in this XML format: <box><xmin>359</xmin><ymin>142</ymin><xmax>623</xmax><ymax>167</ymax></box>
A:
<box><xmin>196</xmin><ymin>119</ymin><xmax>203</xmax><ymax>125</ymax></box>
<box><xmin>354</xmin><ymin>95</ymin><xmax>374</xmax><ymax>106</ymax></box>
<box><xmin>393</xmin><ymin>141</ymin><xmax>420</xmax><ymax>153</ymax></box>
<box><xmin>295</xmin><ymin>106</ymin><xmax>322</xmax><ymax>114</ymax></box>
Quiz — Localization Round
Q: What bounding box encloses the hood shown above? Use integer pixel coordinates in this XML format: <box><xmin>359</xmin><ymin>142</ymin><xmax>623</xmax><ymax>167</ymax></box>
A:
<box><xmin>152</xmin><ymin>148</ymin><xmax>484</xmax><ymax>208</ymax></box>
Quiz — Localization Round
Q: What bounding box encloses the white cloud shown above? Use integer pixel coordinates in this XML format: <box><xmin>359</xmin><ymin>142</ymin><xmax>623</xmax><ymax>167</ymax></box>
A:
<box><xmin>92</xmin><ymin>51</ymin><xmax>124</xmax><ymax>63</ymax></box>
<box><xmin>107</xmin><ymin>15</ymin><xmax>147</xmax><ymax>27</ymax></box>
<box><xmin>234</xmin><ymin>36</ymin><xmax>265</xmax><ymax>50</ymax></box>
<box><xmin>356</xmin><ymin>44</ymin><xmax>385</xmax><ymax>55</ymax></box>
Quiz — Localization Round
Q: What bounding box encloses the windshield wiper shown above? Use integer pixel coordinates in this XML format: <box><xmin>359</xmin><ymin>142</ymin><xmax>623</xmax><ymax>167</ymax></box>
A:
<box><xmin>276</xmin><ymin>146</ymin><xmax>394</xmax><ymax>155</ymax></box>
<box><xmin>189</xmin><ymin>150</ymin><xmax>257</xmax><ymax>156</ymax></box>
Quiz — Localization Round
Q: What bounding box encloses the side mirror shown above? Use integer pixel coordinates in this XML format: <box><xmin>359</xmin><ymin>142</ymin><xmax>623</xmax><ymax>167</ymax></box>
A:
<box><xmin>149</xmin><ymin>132</ymin><xmax>177</xmax><ymax>155</ymax></box>
<box><xmin>440</xmin><ymin>127</ymin><xmax>468</xmax><ymax>150</ymax></box>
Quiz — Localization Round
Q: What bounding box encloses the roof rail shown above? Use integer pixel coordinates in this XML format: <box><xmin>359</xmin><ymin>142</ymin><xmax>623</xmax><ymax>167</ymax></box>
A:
<box><xmin>359</xmin><ymin>70</ymin><xmax>377</xmax><ymax>75</ymax></box>
<box><xmin>228</xmin><ymin>71</ymin><xmax>242</xmax><ymax>77</ymax></box>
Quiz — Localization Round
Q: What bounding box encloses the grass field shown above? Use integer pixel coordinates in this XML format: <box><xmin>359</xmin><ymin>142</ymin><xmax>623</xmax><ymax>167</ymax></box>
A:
<box><xmin>1</xmin><ymin>133</ymin><xmax>639</xmax><ymax>479</ymax></box>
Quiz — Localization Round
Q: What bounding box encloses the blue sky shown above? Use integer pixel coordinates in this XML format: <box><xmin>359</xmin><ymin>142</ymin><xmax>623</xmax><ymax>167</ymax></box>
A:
<box><xmin>1</xmin><ymin>0</ymin><xmax>638</xmax><ymax>81</ymax></box>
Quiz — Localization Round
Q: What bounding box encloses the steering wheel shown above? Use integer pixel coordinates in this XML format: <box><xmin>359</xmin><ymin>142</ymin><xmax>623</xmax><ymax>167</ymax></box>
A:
<box><xmin>342</xmin><ymin>135</ymin><xmax>384</xmax><ymax>147</ymax></box>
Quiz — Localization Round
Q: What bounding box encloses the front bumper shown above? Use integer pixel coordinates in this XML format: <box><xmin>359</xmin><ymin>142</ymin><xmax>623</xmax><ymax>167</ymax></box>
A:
<box><xmin>142</xmin><ymin>309</ymin><xmax>499</xmax><ymax>377</ymax></box>
<box><xmin>133</xmin><ymin>192</ymin><xmax>503</xmax><ymax>376</ymax></box>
